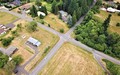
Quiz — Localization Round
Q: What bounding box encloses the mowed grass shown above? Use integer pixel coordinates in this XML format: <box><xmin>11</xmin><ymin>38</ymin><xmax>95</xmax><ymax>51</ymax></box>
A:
<box><xmin>39</xmin><ymin>43</ymin><xmax>104</xmax><ymax>75</ymax></box>
<box><xmin>0</xmin><ymin>11</ymin><xmax>18</xmax><ymax>25</ymax></box>
<box><xmin>94</xmin><ymin>10</ymin><xmax>120</xmax><ymax>34</ymax></box>
<box><xmin>44</xmin><ymin>13</ymin><xmax>69</xmax><ymax>33</ymax></box>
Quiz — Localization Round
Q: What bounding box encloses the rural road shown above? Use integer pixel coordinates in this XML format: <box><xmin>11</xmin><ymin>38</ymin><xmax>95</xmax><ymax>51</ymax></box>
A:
<box><xmin>0</xmin><ymin>1</ymin><xmax>120</xmax><ymax>75</ymax></box>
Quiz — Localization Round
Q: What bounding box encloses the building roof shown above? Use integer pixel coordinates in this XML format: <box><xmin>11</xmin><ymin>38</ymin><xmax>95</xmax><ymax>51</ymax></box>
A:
<box><xmin>107</xmin><ymin>7</ymin><xmax>116</xmax><ymax>12</ymax></box>
<box><xmin>0</xmin><ymin>29</ymin><xmax>5</xmax><ymax>34</ymax></box>
<box><xmin>27</xmin><ymin>37</ymin><xmax>41</xmax><ymax>47</ymax></box>
<box><xmin>37</xmin><ymin>11</ymin><xmax>46</xmax><ymax>16</ymax></box>
<box><xmin>6</xmin><ymin>46</ymin><xmax>17</xmax><ymax>56</ymax></box>
<box><xmin>5</xmin><ymin>24</ymin><xmax>15</xmax><ymax>29</ymax></box>
<box><xmin>59</xmin><ymin>10</ymin><xmax>68</xmax><ymax>16</ymax></box>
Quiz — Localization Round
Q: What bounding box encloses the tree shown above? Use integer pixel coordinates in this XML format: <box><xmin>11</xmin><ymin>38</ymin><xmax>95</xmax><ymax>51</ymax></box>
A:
<box><xmin>1</xmin><ymin>37</ymin><xmax>14</xmax><ymax>47</ymax></box>
<box><xmin>67</xmin><ymin>15</ymin><xmax>73</xmax><ymax>28</ymax></box>
<box><xmin>30</xmin><ymin>5</ymin><xmax>37</xmax><ymax>17</ymax></box>
<box><xmin>12</xmin><ymin>55</ymin><xmax>23</xmax><ymax>65</ymax></box>
<box><xmin>35</xmin><ymin>0</ymin><xmax>42</xmax><ymax>6</ymax></box>
<box><xmin>76</xmin><ymin>7</ymin><xmax>82</xmax><ymax>20</ymax></box>
<box><xmin>103</xmin><ymin>14</ymin><xmax>112</xmax><ymax>34</ymax></box>
<box><xmin>51</xmin><ymin>0</ymin><xmax>57</xmax><ymax>13</ymax></box>
<box><xmin>26</xmin><ymin>21</ymin><xmax>37</xmax><ymax>32</ymax></box>
<box><xmin>72</xmin><ymin>11</ymin><xmax>77</xmax><ymax>25</ymax></box>
<box><xmin>54</xmin><ymin>5</ymin><xmax>59</xmax><ymax>15</ymax></box>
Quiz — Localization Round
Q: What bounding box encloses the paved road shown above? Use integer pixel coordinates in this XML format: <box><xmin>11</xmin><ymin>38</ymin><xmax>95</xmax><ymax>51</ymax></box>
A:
<box><xmin>1</xmin><ymin>2</ymin><xmax>120</xmax><ymax>75</ymax></box>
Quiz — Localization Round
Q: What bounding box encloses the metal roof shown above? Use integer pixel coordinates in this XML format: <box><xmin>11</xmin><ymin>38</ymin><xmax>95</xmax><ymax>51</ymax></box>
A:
<box><xmin>27</xmin><ymin>37</ymin><xmax>41</xmax><ymax>47</ymax></box>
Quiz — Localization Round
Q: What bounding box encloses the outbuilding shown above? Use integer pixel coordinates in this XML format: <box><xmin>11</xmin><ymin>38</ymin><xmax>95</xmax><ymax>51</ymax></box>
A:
<box><xmin>5</xmin><ymin>46</ymin><xmax>18</xmax><ymax>56</ymax></box>
<box><xmin>27</xmin><ymin>37</ymin><xmax>41</xmax><ymax>47</ymax></box>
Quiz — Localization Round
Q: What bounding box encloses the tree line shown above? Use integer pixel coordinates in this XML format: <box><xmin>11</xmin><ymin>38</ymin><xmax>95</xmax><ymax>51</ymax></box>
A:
<box><xmin>74</xmin><ymin>0</ymin><xmax>120</xmax><ymax>59</ymax></box>
<box><xmin>50</xmin><ymin>0</ymin><xmax>94</xmax><ymax>27</ymax></box>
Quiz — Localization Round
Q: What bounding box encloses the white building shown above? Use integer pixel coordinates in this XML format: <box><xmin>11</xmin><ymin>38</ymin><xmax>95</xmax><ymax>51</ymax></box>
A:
<box><xmin>27</xmin><ymin>37</ymin><xmax>41</xmax><ymax>47</ymax></box>
<box><xmin>37</xmin><ymin>11</ymin><xmax>46</xmax><ymax>17</ymax></box>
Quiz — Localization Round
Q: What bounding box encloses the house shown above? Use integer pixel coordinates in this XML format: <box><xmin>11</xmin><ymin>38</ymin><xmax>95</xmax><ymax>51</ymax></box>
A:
<box><xmin>27</xmin><ymin>37</ymin><xmax>41</xmax><ymax>47</ymax></box>
<box><xmin>12</xmin><ymin>0</ymin><xmax>21</xmax><ymax>6</ymax></box>
<box><xmin>37</xmin><ymin>11</ymin><xmax>46</xmax><ymax>16</ymax></box>
<box><xmin>5</xmin><ymin>24</ymin><xmax>15</xmax><ymax>29</ymax></box>
<box><xmin>59</xmin><ymin>10</ymin><xmax>68</xmax><ymax>22</ymax></box>
<box><xmin>5</xmin><ymin>46</ymin><xmax>18</xmax><ymax>56</ymax></box>
<box><xmin>20</xmin><ymin>3</ymin><xmax>31</xmax><ymax>10</ymax></box>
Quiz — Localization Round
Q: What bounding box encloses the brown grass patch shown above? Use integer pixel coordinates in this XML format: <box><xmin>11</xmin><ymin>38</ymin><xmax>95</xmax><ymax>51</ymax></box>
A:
<box><xmin>0</xmin><ymin>11</ymin><xmax>18</xmax><ymax>25</ymax></box>
<box><xmin>43</xmin><ymin>13</ymin><xmax>69</xmax><ymax>33</ymax></box>
<box><xmin>39</xmin><ymin>43</ymin><xmax>104</xmax><ymax>75</ymax></box>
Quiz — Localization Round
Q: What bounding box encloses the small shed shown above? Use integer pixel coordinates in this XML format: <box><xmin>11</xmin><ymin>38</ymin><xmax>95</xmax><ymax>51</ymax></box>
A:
<box><xmin>6</xmin><ymin>46</ymin><xmax>18</xmax><ymax>56</ymax></box>
<box><xmin>5</xmin><ymin>24</ymin><xmax>15</xmax><ymax>29</ymax></box>
<box><xmin>107</xmin><ymin>7</ymin><xmax>116</xmax><ymax>13</ymax></box>
<box><xmin>27</xmin><ymin>37</ymin><xmax>41</xmax><ymax>47</ymax></box>
<box><xmin>0</xmin><ymin>29</ymin><xmax>6</xmax><ymax>35</ymax></box>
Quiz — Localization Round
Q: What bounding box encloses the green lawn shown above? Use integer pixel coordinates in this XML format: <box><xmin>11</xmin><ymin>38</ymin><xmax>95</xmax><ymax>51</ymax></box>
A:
<box><xmin>0</xmin><ymin>11</ymin><xmax>18</xmax><ymax>25</ymax></box>
<box><xmin>94</xmin><ymin>10</ymin><xmax>120</xmax><ymax>34</ymax></box>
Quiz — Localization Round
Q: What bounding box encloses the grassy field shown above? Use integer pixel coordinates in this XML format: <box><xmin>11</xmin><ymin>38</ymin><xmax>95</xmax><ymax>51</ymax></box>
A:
<box><xmin>43</xmin><ymin>13</ymin><xmax>69</xmax><ymax>33</ymax></box>
<box><xmin>94</xmin><ymin>10</ymin><xmax>120</xmax><ymax>34</ymax></box>
<box><xmin>0</xmin><ymin>11</ymin><xmax>18</xmax><ymax>25</ymax></box>
<box><xmin>39</xmin><ymin>43</ymin><xmax>104</xmax><ymax>75</ymax></box>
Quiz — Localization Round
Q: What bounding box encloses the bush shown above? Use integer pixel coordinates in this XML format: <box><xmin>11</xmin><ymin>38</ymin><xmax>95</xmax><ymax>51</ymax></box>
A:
<box><xmin>12</xmin><ymin>55</ymin><xmax>23</xmax><ymax>65</ymax></box>
<box><xmin>48</xmin><ymin>24</ymin><xmax>50</xmax><ymax>27</ymax></box>
<box><xmin>59</xmin><ymin>29</ymin><xmax>64</xmax><ymax>33</ymax></box>
<box><xmin>44</xmin><ymin>46</ymin><xmax>50</xmax><ymax>54</ymax></box>
<box><xmin>40</xmin><ymin>14</ymin><xmax>44</xmax><ymax>19</ymax></box>
<box><xmin>1</xmin><ymin>37</ymin><xmax>14</xmax><ymax>47</ymax></box>
<box><xmin>116</xmin><ymin>23</ymin><xmax>120</xmax><ymax>27</ymax></box>
<box><xmin>26</xmin><ymin>21</ymin><xmax>37</xmax><ymax>32</ymax></box>
<box><xmin>118</xmin><ymin>12</ymin><xmax>120</xmax><ymax>16</ymax></box>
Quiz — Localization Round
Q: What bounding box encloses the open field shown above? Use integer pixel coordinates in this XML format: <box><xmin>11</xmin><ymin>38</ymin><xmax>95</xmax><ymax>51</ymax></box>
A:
<box><xmin>39</xmin><ymin>43</ymin><xmax>104</xmax><ymax>75</ymax></box>
<box><xmin>43</xmin><ymin>13</ymin><xmax>69</xmax><ymax>33</ymax></box>
<box><xmin>0</xmin><ymin>69</ymin><xmax>6</xmax><ymax>75</ymax></box>
<box><xmin>0</xmin><ymin>11</ymin><xmax>18</xmax><ymax>25</ymax></box>
<box><xmin>94</xmin><ymin>10</ymin><xmax>120</xmax><ymax>34</ymax></box>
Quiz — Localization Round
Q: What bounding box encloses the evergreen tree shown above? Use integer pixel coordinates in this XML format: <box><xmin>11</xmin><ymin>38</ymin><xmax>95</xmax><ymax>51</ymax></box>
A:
<box><xmin>103</xmin><ymin>14</ymin><xmax>112</xmax><ymax>33</ymax></box>
<box><xmin>30</xmin><ymin>5</ymin><xmax>37</xmax><ymax>17</ymax></box>
<box><xmin>35</xmin><ymin>0</ymin><xmax>42</xmax><ymax>6</ymax></box>
<box><xmin>54</xmin><ymin>5</ymin><xmax>59</xmax><ymax>15</ymax></box>
<box><xmin>67</xmin><ymin>15</ymin><xmax>73</xmax><ymax>27</ymax></box>
<box><xmin>76</xmin><ymin>7</ymin><xmax>82</xmax><ymax>20</ymax></box>
<box><xmin>72</xmin><ymin>11</ymin><xmax>77</xmax><ymax>25</ymax></box>
<box><xmin>52</xmin><ymin>0</ymin><xmax>57</xmax><ymax>13</ymax></box>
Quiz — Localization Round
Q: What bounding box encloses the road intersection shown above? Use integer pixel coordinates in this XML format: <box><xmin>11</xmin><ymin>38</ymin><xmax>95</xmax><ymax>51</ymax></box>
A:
<box><xmin>0</xmin><ymin>2</ymin><xmax>120</xmax><ymax>75</ymax></box>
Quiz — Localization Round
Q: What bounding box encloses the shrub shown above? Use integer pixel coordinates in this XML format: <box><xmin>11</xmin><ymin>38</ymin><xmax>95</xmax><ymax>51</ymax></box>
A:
<box><xmin>40</xmin><ymin>14</ymin><xmax>44</xmax><ymax>19</ymax></box>
<box><xmin>1</xmin><ymin>37</ymin><xmax>14</xmax><ymax>47</ymax></box>
<box><xmin>116</xmin><ymin>23</ymin><xmax>120</xmax><ymax>27</ymax></box>
<box><xmin>59</xmin><ymin>29</ymin><xmax>64</xmax><ymax>33</ymax></box>
<box><xmin>118</xmin><ymin>12</ymin><xmax>120</xmax><ymax>16</ymax></box>
<box><xmin>48</xmin><ymin>24</ymin><xmax>50</xmax><ymax>27</ymax></box>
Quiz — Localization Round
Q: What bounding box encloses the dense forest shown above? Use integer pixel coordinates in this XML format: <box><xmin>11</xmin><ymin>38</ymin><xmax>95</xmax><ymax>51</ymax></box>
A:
<box><xmin>74</xmin><ymin>0</ymin><xmax>120</xmax><ymax>59</ymax></box>
<box><xmin>48</xmin><ymin>0</ymin><xmax>94</xmax><ymax>27</ymax></box>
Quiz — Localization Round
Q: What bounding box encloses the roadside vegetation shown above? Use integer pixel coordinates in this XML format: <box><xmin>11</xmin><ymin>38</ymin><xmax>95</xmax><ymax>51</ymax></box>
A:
<box><xmin>103</xmin><ymin>59</ymin><xmax>120</xmax><ymax>75</ymax></box>
<box><xmin>74</xmin><ymin>0</ymin><xmax>120</xmax><ymax>59</ymax></box>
